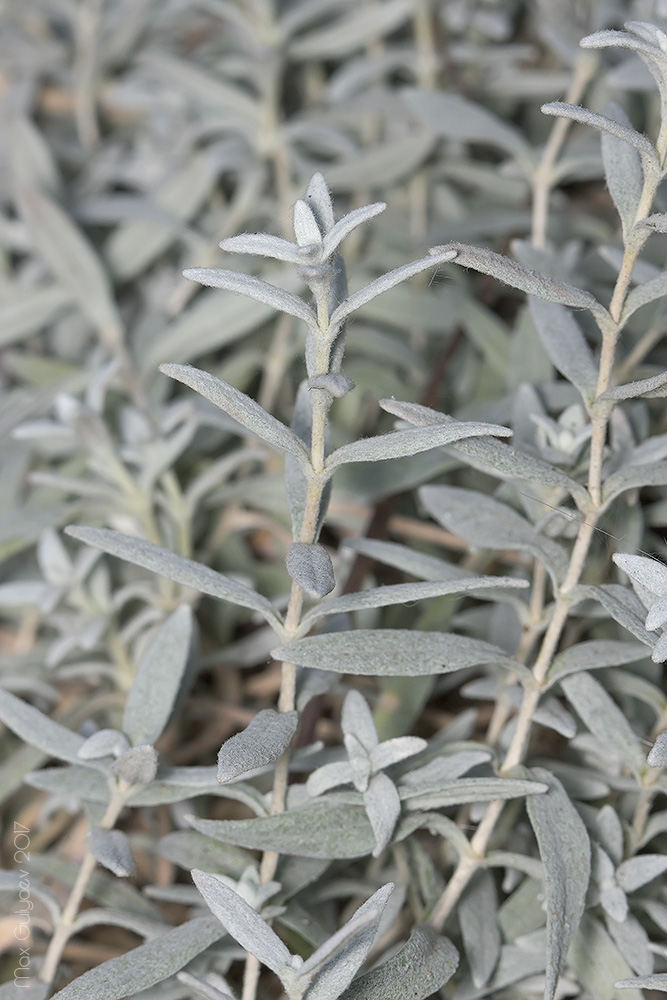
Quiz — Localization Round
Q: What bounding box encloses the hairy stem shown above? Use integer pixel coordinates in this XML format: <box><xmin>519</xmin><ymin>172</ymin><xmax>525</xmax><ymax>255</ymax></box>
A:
<box><xmin>531</xmin><ymin>52</ymin><xmax>597</xmax><ymax>249</ymax></box>
<box><xmin>39</xmin><ymin>783</ymin><xmax>129</xmax><ymax>988</ymax></box>
<box><xmin>430</xmin><ymin>63</ymin><xmax>665</xmax><ymax>934</ymax></box>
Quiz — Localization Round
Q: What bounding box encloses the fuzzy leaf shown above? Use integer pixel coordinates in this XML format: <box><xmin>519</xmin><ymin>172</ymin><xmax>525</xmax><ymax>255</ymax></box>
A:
<box><xmin>622</xmin><ymin>272</ymin><xmax>667</xmax><ymax>323</ymax></box>
<box><xmin>328</xmin><ymin>250</ymin><xmax>458</xmax><ymax>329</ymax></box>
<box><xmin>615</xmin><ymin>975</ymin><xmax>667</xmax><ymax>991</ymax></box>
<box><xmin>528</xmin><ymin>297</ymin><xmax>598</xmax><ymax>403</ymax></box>
<box><xmin>220</xmin><ymin>233</ymin><xmax>306</xmax><ymax>264</ymax></box>
<box><xmin>65</xmin><ymin>526</ymin><xmax>282</xmax><ymax>628</ymax></box>
<box><xmin>648</xmin><ymin>732</ymin><xmax>667</xmax><ymax>767</ymax></box>
<box><xmin>306</xmin><ymin>172</ymin><xmax>335</xmax><ymax>232</ymax></box>
<box><xmin>286</xmin><ymin>543</ymin><xmax>335</xmax><ymax>599</ymax></box>
<box><xmin>297</xmin><ymin>884</ymin><xmax>394</xmax><ymax>999</ymax></box>
<box><xmin>603</xmin><ymin>461</ymin><xmax>667</xmax><ymax>507</ymax></box>
<box><xmin>601</xmin><ymin>103</ymin><xmax>644</xmax><ymax>238</ymax></box>
<box><xmin>340</xmin><ymin>927</ymin><xmax>458</xmax><ymax>1000</ymax></box>
<box><xmin>600</xmin><ymin>370</ymin><xmax>667</xmax><ymax>401</ymax></box>
<box><xmin>89</xmin><ymin>828</ymin><xmax>136</xmax><ymax>878</ymax></box>
<box><xmin>403</xmin><ymin>88</ymin><xmax>530</xmax><ymax>157</ymax></box>
<box><xmin>298</xmin><ymin>576</ymin><xmax>528</xmax><ymax>631</ymax></box>
<box><xmin>217</xmin><ymin>710</ymin><xmax>298</xmax><ymax>784</ymax></box>
<box><xmin>570</xmin><ymin>912</ymin><xmax>644</xmax><ymax>1000</ymax></box>
<box><xmin>161</xmin><ymin>363</ymin><xmax>309</xmax><ymax>463</ymax></box>
<box><xmin>0</xmin><ymin>688</ymin><xmax>85</xmax><ymax>763</ymax></box>
<box><xmin>293</xmin><ymin>198</ymin><xmax>323</xmax><ymax>246</ymax></box>
<box><xmin>273</xmin><ymin>630</ymin><xmax>518</xmax><ymax>676</ymax></box>
<box><xmin>321</xmin><ymin>203</ymin><xmax>386</xmax><ymax>257</ymax></box>
<box><xmin>400</xmin><ymin>777</ymin><xmax>548</xmax><ymax>810</ymax></box>
<box><xmin>459</xmin><ymin>871</ymin><xmax>500</xmax><ymax>988</ymax></box>
<box><xmin>547</xmin><ymin>640</ymin><xmax>648</xmax><ymax>686</ymax></box>
<box><xmin>432</xmin><ymin>242</ymin><xmax>605</xmax><ymax>316</ymax></box>
<box><xmin>123</xmin><ymin>605</ymin><xmax>193</xmax><ymax>747</ymax></box>
<box><xmin>542</xmin><ymin>102</ymin><xmax>659</xmax><ymax>174</ymax></box>
<box><xmin>182</xmin><ymin>268</ymin><xmax>318</xmax><ymax>330</ymax></box>
<box><xmin>364</xmin><ymin>772</ymin><xmax>401</xmax><ymax>857</ymax></box>
<box><xmin>561</xmin><ymin>673</ymin><xmax>647</xmax><ymax>778</ymax></box>
<box><xmin>419</xmin><ymin>484</ymin><xmax>568</xmax><ymax>583</ymax></box>
<box><xmin>526</xmin><ymin>768</ymin><xmax>590</xmax><ymax>1000</ymax></box>
<box><xmin>50</xmin><ymin>917</ymin><xmax>224</xmax><ymax>1000</ymax></box>
<box><xmin>326</xmin><ymin>419</ymin><xmax>511</xmax><ymax>471</ymax></box>
<box><xmin>189</xmin><ymin>800</ymin><xmax>376</xmax><ymax>858</ymax></box>
<box><xmin>78</xmin><ymin>730</ymin><xmax>130</xmax><ymax>760</ymax></box>
<box><xmin>342</xmin><ymin>689</ymin><xmax>378</xmax><ymax>750</ymax></box>
<box><xmin>112</xmin><ymin>745</ymin><xmax>158</xmax><ymax>786</ymax></box>
<box><xmin>14</xmin><ymin>183</ymin><xmax>122</xmax><ymax>348</ymax></box>
<box><xmin>616</xmin><ymin>854</ymin><xmax>667</xmax><ymax>892</ymax></box>
<box><xmin>191</xmin><ymin>870</ymin><xmax>291</xmax><ymax>976</ymax></box>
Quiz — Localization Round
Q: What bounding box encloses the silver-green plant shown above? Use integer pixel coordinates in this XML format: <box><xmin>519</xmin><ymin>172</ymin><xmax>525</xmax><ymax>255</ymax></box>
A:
<box><xmin>3</xmin><ymin>8</ymin><xmax>667</xmax><ymax>1000</ymax></box>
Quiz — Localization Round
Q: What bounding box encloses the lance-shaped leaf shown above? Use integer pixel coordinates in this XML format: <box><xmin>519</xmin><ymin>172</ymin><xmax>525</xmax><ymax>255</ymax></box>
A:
<box><xmin>182</xmin><ymin>268</ymin><xmax>319</xmax><ymax>331</ymax></box>
<box><xmin>89</xmin><ymin>828</ymin><xmax>136</xmax><ymax>878</ymax></box>
<box><xmin>542</xmin><ymin>102</ymin><xmax>660</xmax><ymax>178</ymax></box>
<box><xmin>286</xmin><ymin>543</ymin><xmax>335</xmax><ymax>599</ymax></box>
<box><xmin>65</xmin><ymin>526</ymin><xmax>282</xmax><ymax>629</ymax></box>
<box><xmin>615</xmin><ymin>975</ymin><xmax>667</xmax><ymax>991</ymax></box>
<box><xmin>528</xmin><ymin>298</ymin><xmax>598</xmax><ymax>404</ymax></box>
<box><xmin>191</xmin><ymin>870</ymin><xmax>292</xmax><ymax>977</ymax></box>
<box><xmin>430</xmin><ymin>242</ymin><xmax>606</xmax><ymax>318</ymax></box>
<box><xmin>600</xmin><ymin>370</ymin><xmax>667</xmax><ymax>402</ymax></box>
<box><xmin>340</xmin><ymin>927</ymin><xmax>458</xmax><ymax>1000</ymax></box>
<box><xmin>305</xmin><ymin>171</ymin><xmax>334</xmax><ymax>231</ymax></box>
<box><xmin>189</xmin><ymin>800</ymin><xmax>376</xmax><ymax>859</ymax></box>
<box><xmin>160</xmin><ymin>364</ymin><xmax>310</xmax><ymax>465</ymax></box>
<box><xmin>325</xmin><ymin>419</ymin><xmax>511</xmax><ymax>472</ymax></box>
<box><xmin>123</xmin><ymin>605</ymin><xmax>193</xmax><ymax>747</ymax></box>
<box><xmin>621</xmin><ymin>272</ymin><xmax>667</xmax><ymax>324</ymax></box>
<box><xmin>273</xmin><ymin>630</ymin><xmax>518</xmax><ymax>676</ymax></box>
<box><xmin>616</xmin><ymin>854</ymin><xmax>667</xmax><ymax>892</ymax></box>
<box><xmin>403</xmin><ymin>88</ymin><xmax>531</xmax><ymax>158</ymax></box>
<box><xmin>419</xmin><ymin>484</ymin><xmax>568</xmax><ymax>584</ymax></box>
<box><xmin>327</xmin><ymin>249</ymin><xmax>458</xmax><ymax>331</ymax></box>
<box><xmin>50</xmin><ymin>917</ymin><xmax>224</xmax><ymax>1000</ymax></box>
<box><xmin>561</xmin><ymin>672</ymin><xmax>648</xmax><ymax>778</ymax></box>
<box><xmin>526</xmin><ymin>768</ymin><xmax>590</xmax><ymax>1000</ymax></box>
<box><xmin>363</xmin><ymin>772</ymin><xmax>401</xmax><ymax>857</ymax></box>
<box><xmin>298</xmin><ymin>576</ymin><xmax>528</xmax><ymax>632</ymax></box>
<box><xmin>0</xmin><ymin>688</ymin><xmax>85</xmax><ymax>763</ymax></box>
<box><xmin>14</xmin><ymin>182</ymin><xmax>123</xmax><ymax>350</ymax></box>
<box><xmin>601</xmin><ymin>103</ymin><xmax>644</xmax><ymax>239</ymax></box>
<box><xmin>293</xmin><ymin>198</ymin><xmax>323</xmax><ymax>246</ymax></box>
<box><xmin>603</xmin><ymin>460</ymin><xmax>667</xmax><ymax>507</ymax></box>
<box><xmin>546</xmin><ymin>640</ymin><xmax>649</xmax><ymax>686</ymax></box>
<box><xmin>459</xmin><ymin>871</ymin><xmax>500</xmax><ymax>988</ymax></box>
<box><xmin>295</xmin><ymin>884</ymin><xmax>394</xmax><ymax>1000</ymax></box>
<box><xmin>379</xmin><ymin>398</ymin><xmax>588</xmax><ymax>506</ymax></box>
<box><xmin>220</xmin><ymin>233</ymin><xmax>307</xmax><ymax>264</ymax></box>
<box><xmin>321</xmin><ymin>203</ymin><xmax>386</xmax><ymax>257</ymax></box>
<box><xmin>217</xmin><ymin>710</ymin><xmax>298</xmax><ymax>784</ymax></box>
<box><xmin>400</xmin><ymin>776</ymin><xmax>547</xmax><ymax>810</ymax></box>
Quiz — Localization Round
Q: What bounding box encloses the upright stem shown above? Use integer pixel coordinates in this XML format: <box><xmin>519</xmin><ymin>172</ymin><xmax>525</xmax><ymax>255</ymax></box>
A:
<box><xmin>429</xmin><ymin>67</ymin><xmax>665</xmax><ymax>934</ymax></box>
<box><xmin>39</xmin><ymin>783</ymin><xmax>129</xmax><ymax>987</ymax></box>
<box><xmin>243</xmin><ymin>293</ymin><xmax>332</xmax><ymax>1000</ymax></box>
<box><xmin>531</xmin><ymin>53</ymin><xmax>597</xmax><ymax>249</ymax></box>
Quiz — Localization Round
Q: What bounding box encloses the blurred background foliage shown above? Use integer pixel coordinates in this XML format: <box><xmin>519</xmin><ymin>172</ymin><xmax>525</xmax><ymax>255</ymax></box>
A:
<box><xmin>2</xmin><ymin>0</ymin><xmax>667</xmax><ymax>987</ymax></box>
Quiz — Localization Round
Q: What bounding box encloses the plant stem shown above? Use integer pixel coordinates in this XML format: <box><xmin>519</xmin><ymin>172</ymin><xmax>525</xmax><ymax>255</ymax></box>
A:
<box><xmin>39</xmin><ymin>782</ymin><xmax>129</xmax><ymax>988</ymax></box>
<box><xmin>430</xmin><ymin>67</ymin><xmax>666</xmax><ymax>934</ymax></box>
<box><xmin>531</xmin><ymin>52</ymin><xmax>597</xmax><ymax>249</ymax></box>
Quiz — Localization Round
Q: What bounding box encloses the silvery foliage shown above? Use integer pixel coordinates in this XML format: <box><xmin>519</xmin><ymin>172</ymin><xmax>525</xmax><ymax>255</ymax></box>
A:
<box><xmin>3</xmin><ymin>6</ymin><xmax>667</xmax><ymax>1000</ymax></box>
<box><xmin>306</xmin><ymin>689</ymin><xmax>427</xmax><ymax>856</ymax></box>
